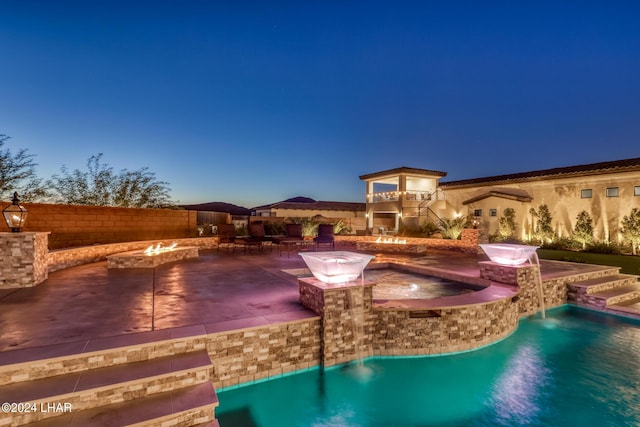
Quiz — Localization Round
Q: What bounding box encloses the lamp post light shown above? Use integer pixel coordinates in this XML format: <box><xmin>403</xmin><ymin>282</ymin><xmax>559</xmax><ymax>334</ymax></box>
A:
<box><xmin>2</xmin><ymin>192</ymin><xmax>28</xmax><ymax>232</ymax></box>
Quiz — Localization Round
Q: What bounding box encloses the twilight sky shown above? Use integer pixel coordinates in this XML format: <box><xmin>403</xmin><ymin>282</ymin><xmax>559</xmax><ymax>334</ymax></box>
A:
<box><xmin>1</xmin><ymin>1</ymin><xmax>639</xmax><ymax>207</ymax></box>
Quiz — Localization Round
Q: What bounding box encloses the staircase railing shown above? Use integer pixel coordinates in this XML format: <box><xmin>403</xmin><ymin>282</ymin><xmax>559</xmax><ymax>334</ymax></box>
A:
<box><xmin>417</xmin><ymin>189</ymin><xmax>445</xmax><ymax>223</ymax></box>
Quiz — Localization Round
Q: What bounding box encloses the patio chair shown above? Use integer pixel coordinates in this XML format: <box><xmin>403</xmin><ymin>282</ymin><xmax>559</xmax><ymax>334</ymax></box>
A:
<box><xmin>314</xmin><ymin>223</ymin><xmax>335</xmax><ymax>250</ymax></box>
<box><xmin>272</xmin><ymin>223</ymin><xmax>305</xmax><ymax>256</ymax></box>
<box><xmin>217</xmin><ymin>223</ymin><xmax>237</xmax><ymax>253</ymax></box>
<box><xmin>244</xmin><ymin>222</ymin><xmax>268</xmax><ymax>253</ymax></box>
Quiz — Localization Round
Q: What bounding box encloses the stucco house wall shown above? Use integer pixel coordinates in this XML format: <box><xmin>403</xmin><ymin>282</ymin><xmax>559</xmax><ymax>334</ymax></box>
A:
<box><xmin>441</xmin><ymin>166</ymin><xmax>640</xmax><ymax>242</ymax></box>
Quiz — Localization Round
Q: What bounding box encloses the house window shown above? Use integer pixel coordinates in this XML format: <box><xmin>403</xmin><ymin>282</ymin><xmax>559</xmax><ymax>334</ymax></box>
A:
<box><xmin>489</xmin><ymin>209</ymin><xmax>497</xmax><ymax>217</ymax></box>
<box><xmin>581</xmin><ymin>189</ymin><xmax>592</xmax><ymax>199</ymax></box>
<box><xmin>635</xmin><ymin>186</ymin><xmax>640</xmax><ymax>196</ymax></box>
<box><xmin>474</xmin><ymin>209</ymin><xmax>483</xmax><ymax>217</ymax></box>
<box><xmin>606</xmin><ymin>187</ymin><xmax>619</xmax><ymax>198</ymax></box>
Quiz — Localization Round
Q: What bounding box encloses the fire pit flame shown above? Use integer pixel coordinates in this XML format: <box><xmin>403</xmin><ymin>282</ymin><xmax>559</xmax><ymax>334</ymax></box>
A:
<box><xmin>144</xmin><ymin>242</ymin><xmax>178</xmax><ymax>255</ymax></box>
<box><xmin>375</xmin><ymin>236</ymin><xmax>407</xmax><ymax>244</ymax></box>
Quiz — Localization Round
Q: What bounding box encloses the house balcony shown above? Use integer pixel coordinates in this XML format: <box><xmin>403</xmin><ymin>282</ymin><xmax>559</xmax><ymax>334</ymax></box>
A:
<box><xmin>367</xmin><ymin>191</ymin><xmax>435</xmax><ymax>203</ymax></box>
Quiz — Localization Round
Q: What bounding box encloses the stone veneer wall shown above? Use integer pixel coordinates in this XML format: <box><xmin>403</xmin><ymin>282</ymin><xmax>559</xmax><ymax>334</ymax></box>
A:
<box><xmin>299</xmin><ymin>278</ymin><xmax>375</xmax><ymax>366</ymax></box>
<box><xmin>337</xmin><ymin>228</ymin><xmax>480</xmax><ymax>254</ymax></box>
<box><xmin>1</xmin><ymin>317</ymin><xmax>322</xmax><ymax>393</ymax></box>
<box><xmin>107</xmin><ymin>246</ymin><xmax>199</xmax><ymax>269</ymax></box>
<box><xmin>479</xmin><ymin>261</ymin><xmax>568</xmax><ymax>316</ymax></box>
<box><xmin>298</xmin><ymin>275</ymin><xmax>520</xmax><ymax>363</ymax></box>
<box><xmin>374</xmin><ymin>298</ymin><xmax>520</xmax><ymax>356</ymax></box>
<box><xmin>207</xmin><ymin>318</ymin><xmax>322</xmax><ymax>388</ymax></box>
<box><xmin>0</xmin><ymin>232</ymin><xmax>49</xmax><ymax>288</ymax></box>
<box><xmin>48</xmin><ymin>237</ymin><xmax>218</xmax><ymax>272</ymax></box>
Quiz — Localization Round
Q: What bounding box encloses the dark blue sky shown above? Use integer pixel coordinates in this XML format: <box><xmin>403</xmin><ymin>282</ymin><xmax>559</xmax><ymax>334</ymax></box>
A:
<box><xmin>1</xmin><ymin>1</ymin><xmax>639</xmax><ymax>207</ymax></box>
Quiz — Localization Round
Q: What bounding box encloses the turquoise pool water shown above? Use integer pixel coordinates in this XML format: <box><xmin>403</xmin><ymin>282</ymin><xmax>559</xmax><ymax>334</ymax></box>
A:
<box><xmin>216</xmin><ymin>306</ymin><xmax>640</xmax><ymax>426</ymax></box>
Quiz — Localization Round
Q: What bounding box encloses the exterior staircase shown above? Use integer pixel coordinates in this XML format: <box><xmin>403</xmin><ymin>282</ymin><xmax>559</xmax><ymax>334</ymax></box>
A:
<box><xmin>567</xmin><ymin>272</ymin><xmax>640</xmax><ymax>318</ymax></box>
<box><xmin>0</xmin><ymin>338</ymin><xmax>219</xmax><ymax>427</ymax></box>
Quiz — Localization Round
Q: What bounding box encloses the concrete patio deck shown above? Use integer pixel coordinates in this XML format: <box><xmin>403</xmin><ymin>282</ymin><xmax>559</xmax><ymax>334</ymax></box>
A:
<box><xmin>0</xmin><ymin>244</ymin><xmax>618</xmax><ymax>355</ymax></box>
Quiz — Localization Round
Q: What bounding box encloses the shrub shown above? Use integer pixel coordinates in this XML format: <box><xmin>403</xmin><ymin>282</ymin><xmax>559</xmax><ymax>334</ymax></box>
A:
<box><xmin>421</xmin><ymin>221</ymin><xmax>441</xmax><ymax>237</ymax></box>
<box><xmin>397</xmin><ymin>225</ymin><xmax>427</xmax><ymax>237</ymax></box>
<box><xmin>264</xmin><ymin>221</ymin><xmax>286</xmax><ymax>236</ymax></box>
<box><xmin>584</xmin><ymin>241</ymin><xmax>622</xmax><ymax>255</ymax></box>
<box><xmin>333</xmin><ymin>219</ymin><xmax>352</xmax><ymax>235</ymax></box>
<box><xmin>437</xmin><ymin>216</ymin><xmax>470</xmax><ymax>240</ymax></box>
<box><xmin>541</xmin><ymin>237</ymin><xmax>580</xmax><ymax>251</ymax></box>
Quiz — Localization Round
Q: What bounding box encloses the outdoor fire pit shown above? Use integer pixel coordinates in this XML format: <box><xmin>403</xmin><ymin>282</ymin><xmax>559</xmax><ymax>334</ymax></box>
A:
<box><xmin>107</xmin><ymin>243</ymin><xmax>199</xmax><ymax>269</ymax></box>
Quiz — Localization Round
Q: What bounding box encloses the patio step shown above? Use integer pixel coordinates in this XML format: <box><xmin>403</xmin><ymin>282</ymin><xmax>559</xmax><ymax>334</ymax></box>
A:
<box><xmin>25</xmin><ymin>381</ymin><xmax>217</xmax><ymax>427</ymax></box>
<box><xmin>0</xmin><ymin>350</ymin><xmax>217</xmax><ymax>426</ymax></box>
<box><xmin>574</xmin><ymin>274</ymin><xmax>638</xmax><ymax>295</ymax></box>
<box><xmin>568</xmin><ymin>274</ymin><xmax>640</xmax><ymax>309</ymax></box>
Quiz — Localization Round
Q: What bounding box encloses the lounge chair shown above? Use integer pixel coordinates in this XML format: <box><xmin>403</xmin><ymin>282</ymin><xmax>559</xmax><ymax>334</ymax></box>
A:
<box><xmin>314</xmin><ymin>223</ymin><xmax>335</xmax><ymax>250</ymax></box>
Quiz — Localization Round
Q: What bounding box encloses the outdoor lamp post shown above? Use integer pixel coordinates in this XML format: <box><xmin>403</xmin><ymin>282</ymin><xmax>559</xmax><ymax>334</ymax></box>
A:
<box><xmin>3</xmin><ymin>192</ymin><xmax>28</xmax><ymax>232</ymax></box>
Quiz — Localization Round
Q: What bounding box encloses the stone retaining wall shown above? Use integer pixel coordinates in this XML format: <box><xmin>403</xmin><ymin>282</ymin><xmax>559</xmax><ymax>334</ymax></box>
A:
<box><xmin>48</xmin><ymin>237</ymin><xmax>219</xmax><ymax>272</ymax></box>
<box><xmin>207</xmin><ymin>318</ymin><xmax>322</xmax><ymax>388</ymax></box>
<box><xmin>1</xmin><ymin>317</ymin><xmax>323</xmax><ymax>392</ymax></box>
<box><xmin>374</xmin><ymin>298</ymin><xmax>520</xmax><ymax>356</ymax></box>
<box><xmin>337</xmin><ymin>228</ymin><xmax>480</xmax><ymax>253</ymax></box>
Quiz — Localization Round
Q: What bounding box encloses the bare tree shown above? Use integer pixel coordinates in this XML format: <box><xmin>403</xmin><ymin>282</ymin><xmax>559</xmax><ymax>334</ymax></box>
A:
<box><xmin>48</xmin><ymin>154</ymin><xmax>176</xmax><ymax>208</ymax></box>
<box><xmin>0</xmin><ymin>134</ymin><xmax>48</xmax><ymax>202</ymax></box>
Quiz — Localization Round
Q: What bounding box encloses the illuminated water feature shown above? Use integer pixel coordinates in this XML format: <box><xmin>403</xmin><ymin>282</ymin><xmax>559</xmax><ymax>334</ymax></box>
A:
<box><xmin>480</xmin><ymin>243</ymin><xmax>546</xmax><ymax>318</ymax></box>
<box><xmin>216</xmin><ymin>306</ymin><xmax>640</xmax><ymax>426</ymax></box>
<box><xmin>299</xmin><ymin>251</ymin><xmax>375</xmax><ymax>284</ymax></box>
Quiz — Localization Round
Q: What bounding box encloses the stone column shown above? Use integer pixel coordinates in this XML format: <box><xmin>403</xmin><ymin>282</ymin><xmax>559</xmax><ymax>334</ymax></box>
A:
<box><xmin>299</xmin><ymin>277</ymin><xmax>375</xmax><ymax>367</ymax></box>
<box><xmin>478</xmin><ymin>261</ymin><xmax>542</xmax><ymax>316</ymax></box>
<box><xmin>0</xmin><ymin>232</ymin><xmax>49</xmax><ymax>288</ymax></box>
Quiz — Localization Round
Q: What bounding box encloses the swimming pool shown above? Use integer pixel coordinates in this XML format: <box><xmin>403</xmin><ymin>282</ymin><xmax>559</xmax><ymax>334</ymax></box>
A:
<box><xmin>216</xmin><ymin>306</ymin><xmax>640</xmax><ymax>426</ymax></box>
<box><xmin>365</xmin><ymin>269</ymin><xmax>485</xmax><ymax>300</ymax></box>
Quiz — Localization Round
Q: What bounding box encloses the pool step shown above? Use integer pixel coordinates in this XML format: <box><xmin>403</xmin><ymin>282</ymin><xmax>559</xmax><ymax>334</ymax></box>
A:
<box><xmin>568</xmin><ymin>273</ymin><xmax>640</xmax><ymax>310</ymax></box>
<box><xmin>0</xmin><ymin>349</ymin><xmax>217</xmax><ymax>426</ymax></box>
<box><xmin>607</xmin><ymin>297</ymin><xmax>640</xmax><ymax>318</ymax></box>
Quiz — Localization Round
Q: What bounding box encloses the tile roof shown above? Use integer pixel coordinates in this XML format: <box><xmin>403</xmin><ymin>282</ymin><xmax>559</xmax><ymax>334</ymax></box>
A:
<box><xmin>441</xmin><ymin>158</ymin><xmax>640</xmax><ymax>188</ymax></box>
<box><xmin>462</xmin><ymin>188</ymin><xmax>533</xmax><ymax>205</ymax></box>
<box><xmin>359</xmin><ymin>166</ymin><xmax>447</xmax><ymax>180</ymax></box>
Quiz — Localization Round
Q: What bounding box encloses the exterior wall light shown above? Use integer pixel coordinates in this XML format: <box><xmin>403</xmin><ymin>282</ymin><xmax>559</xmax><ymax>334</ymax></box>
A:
<box><xmin>3</xmin><ymin>192</ymin><xmax>28</xmax><ymax>232</ymax></box>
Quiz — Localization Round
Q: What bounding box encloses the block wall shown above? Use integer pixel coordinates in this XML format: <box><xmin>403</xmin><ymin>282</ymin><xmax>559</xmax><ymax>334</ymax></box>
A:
<box><xmin>0</xmin><ymin>202</ymin><xmax>198</xmax><ymax>249</ymax></box>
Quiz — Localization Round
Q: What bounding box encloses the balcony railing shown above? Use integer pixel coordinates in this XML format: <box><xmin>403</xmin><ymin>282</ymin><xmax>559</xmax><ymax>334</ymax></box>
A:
<box><xmin>368</xmin><ymin>191</ymin><xmax>437</xmax><ymax>203</ymax></box>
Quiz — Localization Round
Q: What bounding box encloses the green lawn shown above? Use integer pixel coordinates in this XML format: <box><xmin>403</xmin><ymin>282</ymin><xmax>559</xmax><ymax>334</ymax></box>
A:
<box><xmin>537</xmin><ymin>249</ymin><xmax>640</xmax><ymax>276</ymax></box>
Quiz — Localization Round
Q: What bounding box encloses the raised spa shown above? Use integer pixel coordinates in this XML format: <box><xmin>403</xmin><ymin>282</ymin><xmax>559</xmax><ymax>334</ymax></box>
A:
<box><xmin>366</xmin><ymin>269</ymin><xmax>486</xmax><ymax>299</ymax></box>
<box><xmin>299</xmin><ymin>251</ymin><xmax>375</xmax><ymax>284</ymax></box>
<box><xmin>479</xmin><ymin>243</ymin><xmax>539</xmax><ymax>266</ymax></box>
